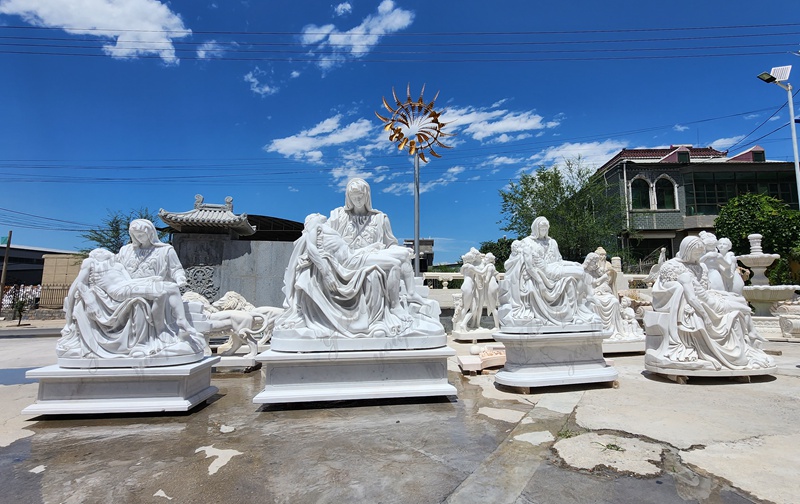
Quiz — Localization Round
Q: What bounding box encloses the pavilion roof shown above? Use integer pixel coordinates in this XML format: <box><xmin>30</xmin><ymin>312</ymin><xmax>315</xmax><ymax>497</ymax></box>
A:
<box><xmin>158</xmin><ymin>195</ymin><xmax>256</xmax><ymax>237</ymax></box>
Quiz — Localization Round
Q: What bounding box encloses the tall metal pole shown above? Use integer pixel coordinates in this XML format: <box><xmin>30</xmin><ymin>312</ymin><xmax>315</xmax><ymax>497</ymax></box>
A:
<box><xmin>784</xmin><ymin>83</ymin><xmax>800</xmax><ymax>209</ymax></box>
<box><xmin>0</xmin><ymin>230</ymin><xmax>11</xmax><ymax>312</ymax></box>
<box><xmin>414</xmin><ymin>151</ymin><xmax>421</xmax><ymax>276</ymax></box>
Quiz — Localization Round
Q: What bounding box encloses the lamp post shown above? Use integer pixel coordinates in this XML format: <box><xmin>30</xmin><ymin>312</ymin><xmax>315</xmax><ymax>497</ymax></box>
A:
<box><xmin>376</xmin><ymin>85</ymin><xmax>453</xmax><ymax>276</ymax></box>
<box><xmin>758</xmin><ymin>65</ymin><xmax>800</xmax><ymax>209</ymax></box>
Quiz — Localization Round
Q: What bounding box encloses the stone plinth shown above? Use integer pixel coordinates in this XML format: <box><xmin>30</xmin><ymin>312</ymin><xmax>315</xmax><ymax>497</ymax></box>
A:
<box><xmin>270</xmin><ymin>331</ymin><xmax>446</xmax><ymax>352</ymax></box>
<box><xmin>253</xmin><ymin>347</ymin><xmax>456</xmax><ymax>404</ymax></box>
<box><xmin>602</xmin><ymin>339</ymin><xmax>646</xmax><ymax>354</ymax></box>
<box><xmin>451</xmin><ymin>328</ymin><xmax>496</xmax><ymax>343</ymax></box>
<box><xmin>493</xmin><ymin>327</ymin><xmax>617</xmax><ymax>389</ymax></box>
<box><xmin>23</xmin><ymin>357</ymin><xmax>220</xmax><ymax>415</ymax></box>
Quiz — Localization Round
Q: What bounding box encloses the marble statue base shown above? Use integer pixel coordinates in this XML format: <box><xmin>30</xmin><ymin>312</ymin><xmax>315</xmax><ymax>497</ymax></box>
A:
<box><xmin>270</xmin><ymin>332</ymin><xmax>447</xmax><ymax>352</ymax></box>
<box><xmin>22</xmin><ymin>357</ymin><xmax>220</xmax><ymax>415</ymax></box>
<box><xmin>643</xmin><ymin>312</ymin><xmax>776</xmax><ymax>383</ymax></box>
<box><xmin>492</xmin><ymin>329</ymin><xmax>617</xmax><ymax>389</ymax></box>
<box><xmin>752</xmin><ymin>316</ymin><xmax>783</xmax><ymax>341</ymax></box>
<box><xmin>214</xmin><ymin>355</ymin><xmax>259</xmax><ymax>372</ymax></box>
<box><xmin>253</xmin><ymin>347</ymin><xmax>457</xmax><ymax>404</ymax></box>
<box><xmin>602</xmin><ymin>339</ymin><xmax>646</xmax><ymax>354</ymax></box>
<box><xmin>58</xmin><ymin>351</ymin><xmax>205</xmax><ymax>369</ymax></box>
<box><xmin>451</xmin><ymin>328</ymin><xmax>497</xmax><ymax>342</ymax></box>
<box><xmin>457</xmin><ymin>343</ymin><xmax>506</xmax><ymax>374</ymax></box>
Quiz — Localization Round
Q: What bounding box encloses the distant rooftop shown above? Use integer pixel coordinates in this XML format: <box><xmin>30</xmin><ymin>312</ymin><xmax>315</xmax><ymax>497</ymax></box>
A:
<box><xmin>596</xmin><ymin>145</ymin><xmax>773</xmax><ymax>173</ymax></box>
<box><xmin>2</xmin><ymin>244</ymin><xmax>76</xmax><ymax>254</ymax></box>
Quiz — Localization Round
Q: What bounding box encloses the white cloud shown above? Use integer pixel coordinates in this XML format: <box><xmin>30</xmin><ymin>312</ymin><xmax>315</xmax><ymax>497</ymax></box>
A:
<box><xmin>491</xmin><ymin>98</ymin><xmax>508</xmax><ymax>108</ymax></box>
<box><xmin>334</xmin><ymin>2</ymin><xmax>352</xmax><ymax>16</ymax></box>
<box><xmin>0</xmin><ymin>0</ymin><xmax>190</xmax><ymax>64</ymax></box>
<box><xmin>301</xmin><ymin>0</ymin><xmax>414</xmax><ymax>70</ymax></box>
<box><xmin>483</xmin><ymin>155</ymin><xmax>525</xmax><ymax>167</ymax></box>
<box><xmin>673</xmin><ymin>124</ymin><xmax>689</xmax><ymax>132</ymax></box>
<box><xmin>441</xmin><ymin>106</ymin><xmax>560</xmax><ymax>143</ymax></box>
<box><xmin>769</xmin><ymin>115</ymin><xmax>781</xmax><ymax>122</ymax></box>
<box><xmin>288</xmin><ymin>186</ymin><xmax>299</xmax><ymax>192</ymax></box>
<box><xmin>710</xmin><ymin>135</ymin><xmax>745</xmax><ymax>151</ymax></box>
<box><xmin>290</xmin><ymin>70</ymin><xmax>301</xmax><ymax>78</ymax></box>
<box><xmin>197</xmin><ymin>40</ymin><xmax>224</xmax><ymax>59</ymax></box>
<box><xmin>744</xmin><ymin>114</ymin><xmax>760</xmax><ymax>120</ymax></box>
<box><xmin>527</xmin><ymin>140</ymin><xmax>629</xmax><ymax>170</ymax></box>
<box><xmin>383</xmin><ymin>165</ymin><xmax>465</xmax><ymax>195</ymax></box>
<box><xmin>265</xmin><ymin>114</ymin><xmax>373</xmax><ymax>163</ymax></box>
<box><xmin>244</xmin><ymin>67</ymin><xmax>278</xmax><ymax>96</ymax></box>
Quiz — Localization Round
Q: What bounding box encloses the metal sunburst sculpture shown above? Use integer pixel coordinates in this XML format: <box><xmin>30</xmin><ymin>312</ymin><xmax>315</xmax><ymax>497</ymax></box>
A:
<box><xmin>375</xmin><ymin>84</ymin><xmax>454</xmax><ymax>163</ymax></box>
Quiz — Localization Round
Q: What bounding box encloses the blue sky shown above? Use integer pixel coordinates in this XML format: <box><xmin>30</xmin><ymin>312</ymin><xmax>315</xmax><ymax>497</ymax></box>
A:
<box><xmin>1</xmin><ymin>0</ymin><xmax>799</xmax><ymax>263</ymax></box>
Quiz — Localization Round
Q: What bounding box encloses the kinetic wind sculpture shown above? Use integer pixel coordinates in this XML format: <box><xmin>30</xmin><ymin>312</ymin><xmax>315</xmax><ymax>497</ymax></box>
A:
<box><xmin>375</xmin><ymin>84</ymin><xmax>454</xmax><ymax>163</ymax></box>
<box><xmin>375</xmin><ymin>84</ymin><xmax>454</xmax><ymax>274</ymax></box>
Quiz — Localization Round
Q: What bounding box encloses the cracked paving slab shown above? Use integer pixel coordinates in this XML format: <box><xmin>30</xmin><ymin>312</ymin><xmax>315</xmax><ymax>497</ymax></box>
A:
<box><xmin>680</xmin><ymin>433</ymin><xmax>800</xmax><ymax>504</ymax></box>
<box><xmin>554</xmin><ymin>432</ymin><xmax>663</xmax><ymax>476</ymax></box>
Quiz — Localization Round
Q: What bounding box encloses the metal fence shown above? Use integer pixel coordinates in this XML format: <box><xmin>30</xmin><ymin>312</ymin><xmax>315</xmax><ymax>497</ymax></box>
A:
<box><xmin>38</xmin><ymin>284</ymin><xmax>70</xmax><ymax>310</ymax></box>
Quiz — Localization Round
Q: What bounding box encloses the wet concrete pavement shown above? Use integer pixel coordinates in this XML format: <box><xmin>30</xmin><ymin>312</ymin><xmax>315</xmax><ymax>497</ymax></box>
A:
<box><xmin>1</xmin><ymin>330</ymin><xmax>799</xmax><ymax>504</ymax></box>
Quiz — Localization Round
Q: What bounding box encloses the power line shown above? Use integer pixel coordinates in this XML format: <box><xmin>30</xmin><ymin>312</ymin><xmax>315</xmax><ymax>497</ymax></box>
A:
<box><xmin>2</xmin><ymin>22</ymin><xmax>798</xmax><ymax>36</ymax></box>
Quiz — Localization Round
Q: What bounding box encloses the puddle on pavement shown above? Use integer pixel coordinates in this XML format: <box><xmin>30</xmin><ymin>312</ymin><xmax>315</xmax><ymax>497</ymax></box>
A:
<box><xmin>0</xmin><ymin>368</ymin><xmax>37</xmax><ymax>385</ymax></box>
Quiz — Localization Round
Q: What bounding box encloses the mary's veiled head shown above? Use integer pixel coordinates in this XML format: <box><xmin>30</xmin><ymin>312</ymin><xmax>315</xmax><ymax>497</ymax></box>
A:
<box><xmin>344</xmin><ymin>178</ymin><xmax>374</xmax><ymax>214</ymax></box>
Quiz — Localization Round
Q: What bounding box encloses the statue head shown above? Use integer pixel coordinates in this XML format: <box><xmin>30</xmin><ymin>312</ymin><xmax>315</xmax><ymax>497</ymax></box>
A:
<box><xmin>582</xmin><ymin>252</ymin><xmax>601</xmax><ymax>270</ymax></box>
<box><xmin>531</xmin><ymin>216</ymin><xmax>550</xmax><ymax>239</ymax></box>
<box><xmin>344</xmin><ymin>178</ymin><xmax>374</xmax><ymax>214</ymax></box>
<box><xmin>128</xmin><ymin>219</ymin><xmax>164</xmax><ymax>248</ymax></box>
<box><xmin>717</xmin><ymin>237</ymin><xmax>732</xmax><ymax>254</ymax></box>
<box><xmin>485</xmin><ymin>252</ymin><xmax>496</xmax><ymax>265</ymax></box>
<box><xmin>677</xmin><ymin>236</ymin><xmax>706</xmax><ymax>264</ymax></box>
<box><xmin>698</xmin><ymin>230</ymin><xmax>718</xmax><ymax>252</ymax></box>
<box><xmin>620</xmin><ymin>296</ymin><xmax>631</xmax><ymax>308</ymax></box>
<box><xmin>89</xmin><ymin>248</ymin><xmax>115</xmax><ymax>262</ymax></box>
<box><xmin>304</xmin><ymin>213</ymin><xmax>327</xmax><ymax>228</ymax></box>
<box><xmin>594</xmin><ymin>246</ymin><xmax>607</xmax><ymax>261</ymax></box>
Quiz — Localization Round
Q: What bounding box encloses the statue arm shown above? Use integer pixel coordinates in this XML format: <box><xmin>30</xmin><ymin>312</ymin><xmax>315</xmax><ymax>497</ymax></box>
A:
<box><xmin>676</xmin><ymin>271</ymin><xmax>712</xmax><ymax>325</ymax></box>
<box><xmin>165</xmin><ymin>247</ymin><xmax>187</xmax><ymax>287</ymax></box>
<box><xmin>64</xmin><ymin>259</ymin><xmax>92</xmax><ymax>320</ymax></box>
<box><xmin>380</xmin><ymin>214</ymin><xmax>399</xmax><ymax>247</ymax></box>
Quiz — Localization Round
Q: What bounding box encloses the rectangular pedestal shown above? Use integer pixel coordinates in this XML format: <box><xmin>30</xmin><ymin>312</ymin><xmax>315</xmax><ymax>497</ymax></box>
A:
<box><xmin>493</xmin><ymin>330</ymin><xmax>617</xmax><ymax>388</ymax></box>
<box><xmin>22</xmin><ymin>357</ymin><xmax>220</xmax><ymax>415</ymax></box>
<box><xmin>253</xmin><ymin>347</ymin><xmax>457</xmax><ymax>404</ymax></box>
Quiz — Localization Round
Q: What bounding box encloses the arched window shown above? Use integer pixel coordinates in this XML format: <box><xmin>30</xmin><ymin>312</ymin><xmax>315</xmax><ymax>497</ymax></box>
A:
<box><xmin>655</xmin><ymin>178</ymin><xmax>677</xmax><ymax>209</ymax></box>
<box><xmin>630</xmin><ymin>178</ymin><xmax>650</xmax><ymax>209</ymax></box>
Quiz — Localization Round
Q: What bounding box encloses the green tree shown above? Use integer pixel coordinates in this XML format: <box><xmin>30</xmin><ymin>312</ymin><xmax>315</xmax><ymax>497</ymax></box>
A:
<box><xmin>498</xmin><ymin>158</ymin><xmax>626</xmax><ymax>261</ymax></box>
<box><xmin>80</xmin><ymin>208</ymin><xmax>167</xmax><ymax>255</ymax></box>
<box><xmin>479</xmin><ymin>237</ymin><xmax>513</xmax><ymax>272</ymax></box>
<box><xmin>714</xmin><ymin>193</ymin><xmax>800</xmax><ymax>284</ymax></box>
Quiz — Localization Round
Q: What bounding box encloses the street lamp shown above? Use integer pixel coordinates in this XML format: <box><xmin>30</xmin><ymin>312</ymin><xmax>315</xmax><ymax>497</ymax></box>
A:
<box><xmin>758</xmin><ymin>65</ymin><xmax>800</xmax><ymax>210</ymax></box>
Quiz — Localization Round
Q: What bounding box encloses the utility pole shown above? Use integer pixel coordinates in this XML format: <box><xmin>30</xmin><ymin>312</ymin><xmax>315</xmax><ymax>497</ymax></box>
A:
<box><xmin>0</xmin><ymin>230</ymin><xmax>11</xmax><ymax>314</ymax></box>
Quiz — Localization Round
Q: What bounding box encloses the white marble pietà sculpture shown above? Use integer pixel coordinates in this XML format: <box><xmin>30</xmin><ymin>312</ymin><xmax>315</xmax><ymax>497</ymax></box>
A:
<box><xmin>255</xmin><ymin>178</ymin><xmax>454</xmax><ymax>404</ymax></box>
<box><xmin>644</xmin><ymin>236</ymin><xmax>775</xmax><ymax>379</ymax></box>
<box><xmin>24</xmin><ymin>219</ymin><xmax>218</xmax><ymax>415</ymax></box>
<box><xmin>498</xmin><ymin>216</ymin><xmax>598</xmax><ymax>329</ymax></box>
<box><xmin>583</xmin><ymin>252</ymin><xmax>644</xmax><ymax>344</ymax></box>
<box><xmin>56</xmin><ymin>219</ymin><xmax>205</xmax><ymax>367</ymax></box>
<box><xmin>492</xmin><ymin>216</ymin><xmax>616</xmax><ymax>390</ymax></box>
<box><xmin>273</xmin><ymin>178</ymin><xmax>444</xmax><ymax>349</ymax></box>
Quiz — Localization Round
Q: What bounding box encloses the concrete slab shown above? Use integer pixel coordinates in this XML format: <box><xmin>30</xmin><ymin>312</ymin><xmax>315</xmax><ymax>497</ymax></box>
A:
<box><xmin>0</xmin><ymin>336</ymin><xmax>798</xmax><ymax>503</ymax></box>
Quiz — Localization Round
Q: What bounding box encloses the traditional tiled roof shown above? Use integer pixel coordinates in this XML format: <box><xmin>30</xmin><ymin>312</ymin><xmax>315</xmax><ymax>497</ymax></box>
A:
<box><xmin>596</xmin><ymin>145</ymin><xmax>728</xmax><ymax>173</ymax></box>
<box><xmin>159</xmin><ymin>195</ymin><xmax>256</xmax><ymax>237</ymax></box>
